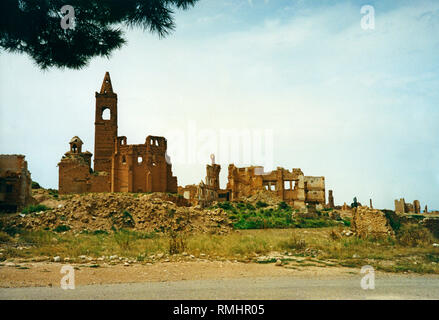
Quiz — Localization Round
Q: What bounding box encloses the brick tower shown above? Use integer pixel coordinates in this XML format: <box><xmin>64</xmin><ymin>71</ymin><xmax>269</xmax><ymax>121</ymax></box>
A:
<box><xmin>94</xmin><ymin>72</ymin><xmax>118</xmax><ymax>173</ymax></box>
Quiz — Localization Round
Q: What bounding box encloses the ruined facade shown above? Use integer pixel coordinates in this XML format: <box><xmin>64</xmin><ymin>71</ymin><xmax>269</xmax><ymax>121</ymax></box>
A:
<box><xmin>226</xmin><ymin>165</ymin><xmax>325</xmax><ymax>209</ymax></box>
<box><xmin>394</xmin><ymin>198</ymin><xmax>421</xmax><ymax>214</ymax></box>
<box><xmin>58</xmin><ymin>72</ymin><xmax>177</xmax><ymax>195</ymax></box>
<box><xmin>178</xmin><ymin>155</ymin><xmax>229</xmax><ymax>207</ymax></box>
<box><xmin>0</xmin><ymin>155</ymin><xmax>33</xmax><ymax>211</ymax></box>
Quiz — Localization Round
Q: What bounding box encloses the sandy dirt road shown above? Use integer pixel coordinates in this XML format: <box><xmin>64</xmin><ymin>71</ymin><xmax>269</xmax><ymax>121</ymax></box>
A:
<box><xmin>0</xmin><ymin>261</ymin><xmax>438</xmax><ymax>299</ymax></box>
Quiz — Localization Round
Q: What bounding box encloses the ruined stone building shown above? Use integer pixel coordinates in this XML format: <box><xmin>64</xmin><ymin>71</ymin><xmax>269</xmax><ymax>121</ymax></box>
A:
<box><xmin>178</xmin><ymin>160</ymin><xmax>326</xmax><ymax>209</ymax></box>
<box><xmin>58</xmin><ymin>72</ymin><xmax>177</xmax><ymax>194</ymax></box>
<box><xmin>394</xmin><ymin>198</ymin><xmax>421</xmax><ymax>214</ymax></box>
<box><xmin>0</xmin><ymin>155</ymin><xmax>33</xmax><ymax>211</ymax></box>
<box><xmin>178</xmin><ymin>155</ymin><xmax>229</xmax><ymax>207</ymax></box>
<box><xmin>227</xmin><ymin>165</ymin><xmax>325</xmax><ymax>209</ymax></box>
<box><xmin>327</xmin><ymin>190</ymin><xmax>334</xmax><ymax>208</ymax></box>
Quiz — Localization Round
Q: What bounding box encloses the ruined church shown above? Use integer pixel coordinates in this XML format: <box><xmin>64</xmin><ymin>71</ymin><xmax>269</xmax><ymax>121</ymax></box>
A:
<box><xmin>58</xmin><ymin>72</ymin><xmax>178</xmax><ymax>194</ymax></box>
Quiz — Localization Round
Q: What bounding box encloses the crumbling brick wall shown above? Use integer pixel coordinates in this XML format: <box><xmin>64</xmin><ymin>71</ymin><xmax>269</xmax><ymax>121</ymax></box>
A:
<box><xmin>226</xmin><ymin>164</ymin><xmax>325</xmax><ymax>209</ymax></box>
<box><xmin>352</xmin><ymin>206</ymin><xmax>395</xmax><ymax>238</ymax></box>
<box><xmin>178</xmin><ymin>185</ymin><xmax>198</xmax><ymax>203</ymax></box>
<box><xmin>111</xmin><ymin>136</ymin><xmax>177</xmax><ymax>193</ymax></box>
<box><xmin>0</xmin><ymin>154</ymin><xmax>33</xmax><ymax>211</ymax></box>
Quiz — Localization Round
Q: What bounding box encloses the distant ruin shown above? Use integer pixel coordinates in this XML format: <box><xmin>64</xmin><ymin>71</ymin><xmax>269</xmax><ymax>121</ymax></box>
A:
<box><xmin>394</xmin><ymin>198</ymin><xmax>421</xmax><ymax>214</ymax></box>
<box><xmin>0</xmin><ymin>155</ymin><xmax>33</xmax><ymax>211</ymax></box>
<box><xmin>178</xmin><ymin>155</ymin><xmax>229</xmax><ymax>208</ymax></box>
<box><xmin>227</xmin><ymin>165</ymin><xmax>325</xmax><ymax>209</ymax></box>
<box><xmin>178</xmin><ymin>156</ymin><xmax>327</xmax><ymax>209</ymax></box>
<box><xmin>58</xmin><ymin>72</ymin><xmax>178</xmax><ymax>194</ymax></box>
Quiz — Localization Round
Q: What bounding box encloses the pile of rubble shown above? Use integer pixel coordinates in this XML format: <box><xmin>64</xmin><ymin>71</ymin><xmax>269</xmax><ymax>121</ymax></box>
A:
<box><xmin>4</xmin><ymin>192</ymin><xmax>232</xmax><ymax>234</ymax></box>
<box><xmin>351</xmin><ymin>206</ymin><xmax>395</xmax><ymax>238</ymax></box>
<box><xmin>243</xmin><ymin>190</ymin><xmax>282</xmax><ymax>207</ymax></box>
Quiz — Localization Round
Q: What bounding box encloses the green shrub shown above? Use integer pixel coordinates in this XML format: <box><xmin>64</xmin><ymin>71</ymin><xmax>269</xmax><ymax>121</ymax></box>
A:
<box><xmin>122</xmin><ymin>210</ymin><xmax>135</xmax><ymax>227</ymax></box>
<box><xmin>21</xmin><ymin>204</ymin><xmax>50</xmax><ymax>214</ymax></box>
<box><xmin>93</xmin><ymin>230</ymin><xmax>108</xmax><ymax>235</ymax></box>
<box><xmin>233</xmin><ymin>217</ymin><xmax>264</xmax><ymax>229</ymax></box>
<box><xmin>0</xmin><ymin>231</ymin><xmax>12</xmax><ymax>242</ymax></box>
<box><xmin>236</xmin><ymin>202</ymin><xmax>246</xmax><ymax>210</ymax></box>
<box><xmin>31</xmin><ymin>181</ymin><xmax>41</xmax><ymax>189</ymax></box>
<box><xmin>53</xmin><ymin>225</ymin><xmax>70</xmax><ymax>233</ymax></box>
<box><xmin>294</xmin><ymin>218</ymin><xmax>339</xmax><ymax>228</ymax></box>
<box><xmin>278</xmin><ymin>201</ymin><xmax>290</xmax><ymax>210</ymax></box>
<box><xmin>1</xmin><ymin>225</ymin><xmax>21</xmax><ymax>237</ymax></box>
<box><xmin>383</xmin><ymin>209</ymin><xmax>402</xmax><ymax>232</ymax></box>
<box><xmin>256</xmin><ymin>258</ymin><xmax>277</xmax><ymax>264</ymax></box>
<box><xmin>342</xmin><ymin>219</ymin><xmax>351</xmax><ymax>227</ymax></box>
<box><xmin>217</xmin><ymin>201</ymin><xmax>234</xmax><ymax>211</ymax></box>
<box><xmin>48</xmin><ymin>189</ymin><xmax>59</xmax><ymax>199</ymax></box>
<box><xmin>256</xmin><ymin>201</ymin><xmax>268</xmax><ymax>208</ymax></box>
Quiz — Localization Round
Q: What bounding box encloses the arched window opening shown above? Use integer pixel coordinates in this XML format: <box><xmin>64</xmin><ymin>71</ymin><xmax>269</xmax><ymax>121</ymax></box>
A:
<box><xmin>102</xmin><ymin>107</ymin><xmax>111</xmax><ymax>120</ymax></box>
<box><xmin>137</xmin><ymin>156</ymin><xmax>143</xmax><ymax>164</ymax></box>
<box><xmin>122</xmin><ymin>155</ymin><xmax>126</xmax><ymax>164</ymax></box>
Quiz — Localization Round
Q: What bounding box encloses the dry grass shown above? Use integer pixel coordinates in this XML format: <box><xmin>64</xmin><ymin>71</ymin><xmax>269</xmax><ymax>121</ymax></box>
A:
<box><xmin>1</xmin><ymin>227</ymin><xmax>438</xmax><ymax>274</ymax></box>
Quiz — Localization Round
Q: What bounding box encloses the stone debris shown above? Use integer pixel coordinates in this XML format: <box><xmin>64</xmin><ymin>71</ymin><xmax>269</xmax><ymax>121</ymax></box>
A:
<box><xmin>341</xmin><ymin>229</ymin><xmax>353</xmax><ymax>237</ymax></box>
<box><xmin>3</xmin><ymin>192</ymin><xmax>233</xmax><ymax>234</ymax></box>
<box><xmin>351</xmin><ymin>206</ymin><xmax>394</xmax><ymax>238</ymax></box>
<box><xmin>243</xmin><ymin>190</ymin><xmax>282</xmax><ymax>207</ymax></box>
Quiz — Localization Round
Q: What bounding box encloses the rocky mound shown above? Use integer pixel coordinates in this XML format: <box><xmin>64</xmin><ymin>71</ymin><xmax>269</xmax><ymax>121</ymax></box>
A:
<box><xmin>4</xmin><ymin>192</ymin><xmax>232</xmax><ymax>234</ymax></box>
<box><xmin>243</xmin><ymin>190</ymin><xmax>282</xmax><ymax>206</ymax></box>
<box><xmin>351</xmin><ymin>206</ymin><xmax>395</xmax><ymax>238</ymax></box>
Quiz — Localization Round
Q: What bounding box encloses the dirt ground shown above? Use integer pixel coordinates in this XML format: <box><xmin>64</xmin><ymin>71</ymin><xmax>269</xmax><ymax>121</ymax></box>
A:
<box><xmin>0</xmin><ymin>260</ymin><xmax>375</xmax><ymax>288</ymax></box>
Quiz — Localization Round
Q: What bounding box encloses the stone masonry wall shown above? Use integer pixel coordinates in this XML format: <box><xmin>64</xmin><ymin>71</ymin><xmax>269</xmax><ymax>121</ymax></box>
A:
<box><xmin>352</xmin><ymin>206</ymin><xmax>395</xmax><ymax>238</ymax></box>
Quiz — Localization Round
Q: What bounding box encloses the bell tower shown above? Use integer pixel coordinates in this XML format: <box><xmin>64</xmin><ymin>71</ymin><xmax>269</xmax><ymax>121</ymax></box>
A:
<box><xmin>94</xmin><ymin>72</ymin><xmax>118</xmax><ymax>173</ymax></box>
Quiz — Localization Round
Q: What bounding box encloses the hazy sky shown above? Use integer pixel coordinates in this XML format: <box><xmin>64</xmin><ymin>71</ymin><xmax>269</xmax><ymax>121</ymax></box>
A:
<box><xmin>1</xmin><ymin>0</ymin><xmax>438</xmax><ymax>209</ymax></box>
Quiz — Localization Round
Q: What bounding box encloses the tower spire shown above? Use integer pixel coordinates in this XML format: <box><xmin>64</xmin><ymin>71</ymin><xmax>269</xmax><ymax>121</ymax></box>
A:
<box><xmin>100</xmin><ymin>72</ymin><xmax>113</xmax><ymax>94</ymax></box>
